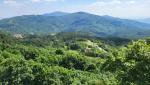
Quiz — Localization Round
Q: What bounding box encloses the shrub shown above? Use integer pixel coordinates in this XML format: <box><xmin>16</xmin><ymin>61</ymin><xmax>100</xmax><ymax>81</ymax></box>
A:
<box><xmin>55</xmin><ymin>49</ymin><xmax>64</xmax><ymax>55</ymax></box>
<box><xmin>70</xmin><ymin>43</ymin><xmax>81</xmax><ymax>50</ymax></box>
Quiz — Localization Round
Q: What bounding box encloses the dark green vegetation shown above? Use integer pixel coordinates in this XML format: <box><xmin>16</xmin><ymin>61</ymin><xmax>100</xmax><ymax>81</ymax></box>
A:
<box><xmin>0</xmin><ymin>31</ymin><xmax>150</xmax><ymax>85</ymax></box>
<box><xmin>0</xmin><ymin>12</ymin><xmax>150</xmax><ymax>39</ymax></box>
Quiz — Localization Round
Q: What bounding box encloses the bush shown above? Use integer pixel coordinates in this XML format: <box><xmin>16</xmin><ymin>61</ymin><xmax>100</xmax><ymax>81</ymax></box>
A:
<box><xmin>55</xmin><ymin>49</ymin><xmax>64</xmax><ymax>55</ymax></box>
<box><xmin>60</xmin><ymin>56</ymin><xmax>86</xmax><ymax>70</ymax></box>
<box><xmin>70</xmin><ymin>43</ymin><xmax>81</xmax><ymax>50</ymax></box>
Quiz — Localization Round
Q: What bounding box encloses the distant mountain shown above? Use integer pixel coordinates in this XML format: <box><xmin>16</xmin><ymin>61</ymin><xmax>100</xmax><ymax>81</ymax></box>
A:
<box><xmin>136</xmin><ymin>18</ymin><xmax>150</xmax><ymax>24</ymax></box>
<box><xmin>0</xmin><ymin>12</ymin><xmax>150</xmax><ymax>39</ymax></box>
<box><xmin>43</xmin><ymin>12</ymin><xmax>70</xmax><ymax>16</ymax></box>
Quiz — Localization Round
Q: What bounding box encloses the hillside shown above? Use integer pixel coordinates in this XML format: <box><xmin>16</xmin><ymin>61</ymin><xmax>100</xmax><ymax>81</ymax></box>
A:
<box><xmin>0</xmin><ymin>12</ymin><xmax>150</xmax><ymax>39</ymax></box>
<box><xmin>0</xmin><ymin>31</ymin><xmax>150</xmax><ymax>84</ymax></box>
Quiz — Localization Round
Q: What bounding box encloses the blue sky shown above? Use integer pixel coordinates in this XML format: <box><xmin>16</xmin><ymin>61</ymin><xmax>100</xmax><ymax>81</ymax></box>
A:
<box><xmin>0</xmin><ymin>0</ymin><xmax>150</xmax><ymax>19</ymax></box>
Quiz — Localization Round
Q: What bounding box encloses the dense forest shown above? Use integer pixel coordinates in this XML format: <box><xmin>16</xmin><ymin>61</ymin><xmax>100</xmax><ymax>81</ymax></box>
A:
<box><xmin>0</xmin><ymin>31</ymin><xmax>150</xmax><ymax>85</ymax></box>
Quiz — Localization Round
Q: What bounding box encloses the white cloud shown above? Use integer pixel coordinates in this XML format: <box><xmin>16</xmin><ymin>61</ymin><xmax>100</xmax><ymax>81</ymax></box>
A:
<box><xmin>31</xmin><ymin>0</ymin><xmax>63</xmax><ymax>3</ymax></box>
<box><xmin>129</xmin><ymin>1</ymin><xmax>135</xmax><ymax>4</ymax></box>
<box><xmin>3</xmin><ymin>0</ymin><xmax>22</xmax><ymax>6</ymax></box>
<box><xmin>111</xmin><ymin>0</ymin><xmax>121</xmax><ymax>4</ymax></box>
<box><xmin>45</xmin><ymin>0</ymin><xmax>57</xmax><ymax>2</ymax></box>
<box><xmin>79</xmin><ymin>0</ymin><xmax>150</xmax><ymax>18</ymax></box>
<box><xmin>91</xmin><ymin>0</ymin><xmax>137</xmax><ymax>6</ymax></box>
<box><xmin>4</xmin><ymin>0</ymin><xmax>17</xmax><ymax>5</ymax></box>
<box><xmin>31</xmin><ymin>0</ymin><xmax>41</xmax><ymax>2</ymax></box>
<box><xmin>1</xmin><ymin>0</ymin><xmax>150</xmax><ymax>19</ymax></box>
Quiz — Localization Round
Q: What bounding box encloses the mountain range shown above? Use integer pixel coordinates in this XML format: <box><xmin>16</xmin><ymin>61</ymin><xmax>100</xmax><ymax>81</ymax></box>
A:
<box><xmin>0</xmin><ymin>12</ymin><xmax>150</xmax><ymax>39</ymax></box>
<box><xmin>136</xmin><ymin>18</ymin><xmax>150</xmax><ymax>24</ymax></box>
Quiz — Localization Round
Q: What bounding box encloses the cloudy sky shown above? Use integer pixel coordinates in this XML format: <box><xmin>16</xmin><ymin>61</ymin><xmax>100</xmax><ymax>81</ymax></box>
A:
<box><xmin>0</xmin><ymin>0</ymin><xmax>150</xmax><ymax>19</ymax></box>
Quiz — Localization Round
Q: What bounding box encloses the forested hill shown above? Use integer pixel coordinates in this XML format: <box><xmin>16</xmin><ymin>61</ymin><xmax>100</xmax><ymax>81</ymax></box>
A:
<box><xmin>0</xmin><ymin>12</ymin><xmax>150</xmax><ymax>39</ymax></box>
<box><xmin>1</xmin><ymin>31</ymin><xmax>150</xmax><ymax>84</ymax></box>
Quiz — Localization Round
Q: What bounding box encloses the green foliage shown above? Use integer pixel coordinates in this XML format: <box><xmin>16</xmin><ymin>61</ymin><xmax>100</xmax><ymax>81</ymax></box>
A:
<box><xmin>0</xmin><ymin>58</ymin><xmax>34</xmax><ymax>85</ymax></box>
<box><xmin>120</xmin><ymin>40</ymin><xmax>150</xmax><ymax>85</ymax></box>
<box><xmin>101</xmin><ymin>40</ymin><xmax>150</xmax><ymax>85</ymax></box>
<box><xmin>69</xmin><ymin>43</ymin><xmax>81</xmax><ymax>50</ymax></box>
<box><xmin>55</xmin><ymin>49</ymin><xmax>64</xmax><ymax>55</ymax></box>
<box><xmin>0</xmin><ymin>32</ymin><xmax>150</xmax><ymax>85</ymax></box>
<box><xmin>60</xmin><ymin>55</ymin><xmax>87</xmax><ymax>70</ymax></box>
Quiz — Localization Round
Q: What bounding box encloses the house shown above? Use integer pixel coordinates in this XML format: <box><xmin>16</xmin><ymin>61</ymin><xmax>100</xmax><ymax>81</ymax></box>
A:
<box><xmin>13</xmin><ymin>34</ymin><xmax>23</xmax><ymax>39</ymax></box>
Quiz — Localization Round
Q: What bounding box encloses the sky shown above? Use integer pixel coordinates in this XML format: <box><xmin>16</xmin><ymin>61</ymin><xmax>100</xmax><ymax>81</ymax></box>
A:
<box><xmin>0</xmin><ymin>0</ymin><xmax>150</xmax><ymax>19</ymax></box>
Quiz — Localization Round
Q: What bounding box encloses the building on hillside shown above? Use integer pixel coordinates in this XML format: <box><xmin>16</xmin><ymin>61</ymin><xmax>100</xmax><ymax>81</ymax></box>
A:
<box><xmin>13</xmin><ymin>34</ymin><xmax>23</xmax><ymax>39</ymax></box>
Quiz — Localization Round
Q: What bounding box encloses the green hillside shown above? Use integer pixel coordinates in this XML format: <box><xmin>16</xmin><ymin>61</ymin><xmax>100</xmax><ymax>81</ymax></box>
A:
<box><xmin>0</xmin><ymin>31</ymin><xmax>150</xmax><ymax>84</ymax></box>
<box><xmin>0</xmin><ymin>12</ymin><xmax>150</xmax><ymax>39</ymax></box>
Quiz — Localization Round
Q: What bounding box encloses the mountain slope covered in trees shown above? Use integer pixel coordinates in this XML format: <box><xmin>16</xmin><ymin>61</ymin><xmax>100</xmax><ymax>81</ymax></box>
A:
<box><xmin>0</xmin><ymin>12</ymin><xmax>150</xmax><ymax>39</ymax></box>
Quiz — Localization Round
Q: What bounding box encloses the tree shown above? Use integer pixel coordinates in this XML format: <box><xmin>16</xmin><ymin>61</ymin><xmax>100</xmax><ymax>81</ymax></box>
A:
<box><xmin>55</xmin><ymin>49</ymin><xmax>64</xmax><ymax>55</ymax></box>
<box><xmin>120</xmin><ymin>40</ymin><xmax>150</xmax><ymax>85</ymax></box>
<box><xmin>69</xmin><ymin>43</ymin><xmax>81</xmax><ymax>50</ymax></box>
